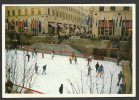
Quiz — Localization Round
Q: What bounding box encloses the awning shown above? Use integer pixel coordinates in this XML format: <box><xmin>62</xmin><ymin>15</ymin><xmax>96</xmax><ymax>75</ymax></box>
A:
<box><xmin>16</xmin><ymin>22</ymin><xmax>24</xmax><ymax>27</ymax></box>
<box><xmin>49</xmin><ymin>23</ymin><xmax>58</xmax><ymax>27</ymax></box>
<box><xmin>122</xmin><ymin>21</ymin><xmax>132</xmax><ymax>28</ymax></box>
<box><xmin>70</xmin><ymin>25</ymin><xmax>74</xmax><ymax>28</ymax></box>
<box><xmin>58</xmin><ymin>24</ymin><xmax>64</xmax><ymax>27</ymax></box>
<box><xmin>98</xmin><ymin>22</ymin><xmax>113</xmax><ymax>27</ymax></box>
<box><xmin>64</xmin><ymin>25</ymin><xmax>69</xmax><ymax>28</ymax></box>
<box><xmin>30</xmin><ymin>22</ymin><xmax>38</xmax><ymax>27</ymax></box>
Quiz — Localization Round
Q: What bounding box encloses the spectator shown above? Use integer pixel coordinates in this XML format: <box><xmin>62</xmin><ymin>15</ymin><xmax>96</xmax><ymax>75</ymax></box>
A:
<box><xmin>59</xmin><ymin>84</ymin><xmax>63</xmax><ymax>94</ymax></box>
<box><xmin>117</xmin><ymin>71</ymin><xmax>124</xmax><ymax>86</ymax></box>
<box><xmin>95</xmin><ymin>62</ymin><xmax>99</xmax><ymax>72</ymax></box>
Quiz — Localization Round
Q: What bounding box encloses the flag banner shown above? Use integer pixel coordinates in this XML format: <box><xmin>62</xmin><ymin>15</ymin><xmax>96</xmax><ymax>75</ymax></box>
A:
<box><xmin>119</xmin><ymin>16</ymin><xmax>122</xmax><ymax>27</ymax></box>
<box><xmin>107</xmin><ymin>15</ymin><xmax>109</xmax><ymax>27</ymax></box>
<box><xmin>124</xmin><ymin>15</ymin><xmax>126</xmax><ymax>27</ymax></box>
<box><xmin>116</xmin><ymin>17</ymin><xmax>118</xmax><ymax>27</ymax></box>
<box><xmin>86</xmin><ymin>16</ymin><xmax>90</xmax><ymax>26</ymax></box>
<box><xmin>111</xmin><ymin>18</ymin><xmax>113</xmax><ymax>27</ymax></box>
<box><xmin>104</xmin><ymin>17</ymin><xmax>105</xmax><ymax>26</ymax></box>
<box><xmin>80</xmin><ymin>17</ymin><xmax>83</xmax><ymax>26</ymax></box>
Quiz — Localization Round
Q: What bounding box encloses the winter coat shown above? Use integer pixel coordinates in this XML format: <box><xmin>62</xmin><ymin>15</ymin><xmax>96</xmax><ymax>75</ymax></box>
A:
<box><xmin>98</xmin><ymin>67</ymin><xmax>103</xmax><ymax>72</ymax></box>
<box><xmin>43</xmin><ymin>66</ymin><xmax>46</xmax><ymax>69</ymax></box>
<box><xmin>118</xmin><ymin>73</ymin><xmax>124</xmax><ymax>79</ymax></box>
<box><xmin>95</xmin><ymin>64</ymin><xmax>99</xmax><ymax>69</ymax></box>
<box><xmin>59</xmin><ymin>86</ymin><xmax>63</xmax><ymax>93</ymax></box>
<box><xmin>117</xmin><ymin>58</ymin><xmax>121</xmax><ymax>63</ymax></box>
<box><xmin>51</xmin><ymin>53</ymin><xmax>54</xmax><ymax>57</ymax></box>
<box><xmin>88</xmin><ymin>66</ymin><xmax>91</xmax><ymax>71</ymax></box>
<box><xmin>69</xmin><ymin>56</ymin><xmax>72</xmax><ymax>60</ymax></box>
<box><xmin>74</xmin><ymin>57</ymin><xmax>77</xmax><ymax>61</ymax></box>
<box><xmin>42</xmin><ymin>51</ymin><xmax>44</xmax><ymax>56</ymax></box>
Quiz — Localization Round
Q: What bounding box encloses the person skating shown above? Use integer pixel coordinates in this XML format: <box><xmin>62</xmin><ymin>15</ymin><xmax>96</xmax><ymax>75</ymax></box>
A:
<box><xmin>95</xmin><ymin>62</ymin><xmax>99</xmax><ymax>72</ymax></box>
<box><xmin>74</xmin><ymin>56</ymin><xmax>78</xmax><ymax>64</ymax></box>
<box><xmin>88</xmin><ymin>66</ymin><xmax>92</xmax><ymax>75</ymax></box>
<box><xmin>51</xmin><ymin>52</ymin><xmax>54</xmax><ymax>59</ymax></box>
<box><xmin>15</xmin><ymin>49</ymin><xmax>17</xmax><ymax>55</ymax></box>
<box><xmin>117</xmin><ymin>71</ymin><xmax>124</xmax><ymax>86</ymax></box>
<box><xmin>86</xmin><ymin>57</ymin><xmax>91</xmax><ymax>66</ymax></box>
<box><xmin>117</xmin><ymin>83</ymin><xmax>126</xmax><ymax>94</ymax></box>
<box><xmin>52</xmin><ymin>50</ymin><xmax>55</xmax><ymax>57</ymax></box>
<box><xmin>26</xmin><ymin>53</ymin><xmax>30</xmax><ymax>62</ymax></box>
<box><xmin>100</xmin><ymin>64</ymin><xmax>104</xmax><ymax>73</ymax></box>
<box><xmin>69</xmin><ymin>55</ymin><xmax>72</xmax><ymax>64</ymax></box>
<box><xmin>96</xmin><ymin>67</ymin><xmax>103</xmax><ymax>77</ymax></box>
<box><xmin>59</xmin><ymin>84</ymin><xmax>63</xmax><ymax>94</ymax></box>
<box><xmin>35</xmin><ymin>63</ymin><xmax>39</xmax><ymax>73</ymax></box>
<box><xmin>42</xmin><ymin>65</ymin><xmax>47</xmax><ymax>74</ymax></box>
<box><xmin>32</xmin><ymin>51</ymin><xmax>34</xmax><ymax>58</ymax></box>
<box><xmin>42</xmin><ymin>50</ymin><xmax>44</xmax><ymax>58</ymax></box>
<box><xmin>117</xmin><ymin>57</ymin><xmax>121</xmax><ymax>66</ymax></box>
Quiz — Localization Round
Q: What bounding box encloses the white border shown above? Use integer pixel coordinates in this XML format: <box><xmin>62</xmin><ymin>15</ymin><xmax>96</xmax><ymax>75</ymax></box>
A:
<box><xmin>2</xmin><ymin>4</ymin><xmax>136</xmax><ymax>98</ymax></box>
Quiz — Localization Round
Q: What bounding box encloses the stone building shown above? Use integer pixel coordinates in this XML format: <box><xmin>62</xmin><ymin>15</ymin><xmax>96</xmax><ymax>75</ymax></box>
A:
<box><xmin>89</xmin><ymin>6</ymin><xmax>132</xmax><ymax>37</ymax></box>
<box><xmin>5</xmin><ymin>6</ymin><xmax>89</xmax><ymax>35</ymax></box>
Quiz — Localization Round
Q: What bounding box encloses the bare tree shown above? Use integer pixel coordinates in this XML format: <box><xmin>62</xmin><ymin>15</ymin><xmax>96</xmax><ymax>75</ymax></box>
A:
<box><xmin>5</xmin><ymin>49</ymin><xmax>39</xmax><ymax>93</ymax></box>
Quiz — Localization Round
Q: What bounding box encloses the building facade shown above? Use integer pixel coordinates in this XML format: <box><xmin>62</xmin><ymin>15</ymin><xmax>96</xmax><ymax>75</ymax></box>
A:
<box><xmin>90</xmin><ymin>6</ymin><xmax>132</xmax><ymax>37</ymax></box>
<box><xmin>5</xmin><ymin>6</ymin><xmax>89</xmax><ymax>35</ymax></box>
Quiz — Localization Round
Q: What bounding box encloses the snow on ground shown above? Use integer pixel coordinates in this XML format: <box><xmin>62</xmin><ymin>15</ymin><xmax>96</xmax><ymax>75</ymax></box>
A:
<box><xmin>5</xmin><ymin>49</ymin><xmax>123</xmax><ymax>94</ymax></box>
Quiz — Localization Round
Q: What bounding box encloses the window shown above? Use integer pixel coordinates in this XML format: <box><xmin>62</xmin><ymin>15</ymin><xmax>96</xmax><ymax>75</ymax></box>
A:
<box><xmin>12</xmin><ymin>10</ymin><xmax>15</xmax><ymax>16</ymax></box>
<box><xmin>69</xmin><ymin>15</ymin><xmax>70</xmax><ymax>20</ymax></box>
<box><xmin>63</xmin><ymin>13</ymin><xmax>65</xmax><ymax>19</ymax></box>
<box><xmin>110</xmin><ymin>6</ymin><xmax>115</xmax><ymax>11</ymax></box>
<box><xmin>25</xmin><ymin>9</ymin><xmax>28</xmax><ymax>15</ymax></box>
<box><xmin>90</xmin><ymin>10</ymin><xmax>93</xmax><ymax>14</ymax></box>
<box><xmin>7</xmin><ymin>10</ymin><xmax>10</xmax><ymax>16</ymax></box>
<box><xmin>66</xmin><ymin>14</ymin><xmax>68</xmax><ymax>19</ymax></box>
<box><xmin>31</xmin><ymin>8</ymin><xmax>34</xmax><ymax>15</ymax></box>
<box><xmin>57</xmin><ymin>11</ymin><xmax>58</xmax><ymax>17</ymax></box>
<box><xmin>71</xmin><ymin>15</ymin><xmax>72</xmax><ymax>20</ymax></box>
<box><xmin>48</xmin><ymin>9</ymin><xmax>50</xmax><ymax>15</ymax></box>
<box><xmin>38</xmin><ymin>8</ymin><xmax>41</xmax><ymax>15</ymax></box>
<box><xmin>124</xmin><ymin>6</ymin><xmax>129</xmax><ymax>10</ymax></box>
<box><xmin>18</xmin><ymin>9</ymin><xmax>21</xmax><ymax>15</ymax></box>
<box><xmin>60</xmin><ymin>12</ymin><xmax>62</xmax><ymax>17</ymax></box>
<box><xmin>66</xmin><ymin>6</ymin><xmax>68</xmax><ymax>10</ymax></box>
<box><xmin>69</xmin><ymin>7</ymin><xmax>70</xmax><ymax>11</ymax></box>
<box><xmin>53</xmin><ymin>10</ymin><xmax>55</xmax><ymax>16</ymax></box>
<box><xmin>99</xmin><ymin>6</ymin><xmax>104</xmax><ymax>11</ymax></box>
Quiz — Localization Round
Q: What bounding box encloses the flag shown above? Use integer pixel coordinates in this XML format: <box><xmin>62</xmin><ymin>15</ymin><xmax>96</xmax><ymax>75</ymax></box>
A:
<box><xmin>107</xmin><ymin>15</ymin><xmax>109</xmax><ymax>27</ymax></box>
<box><xmin>80</xmin><ymin>17</ymin><xmax>83</xmax><ymax>26</ymax></box>
<box><xmin>99</xmin><ymin>16</ymin><xmax>101</xmax><ymax>25</ymax></box>
<box><xmin>88</xmin><ymin>10</ymin><xmax>90</xmax><ymax>15</ymax></box>
<box><xmin>86</xmin><ymin>16</ymin><xmax>90</xmax><ymax>26</ymax></box>
<box><xmin>116</xmin><ymin>17</ymin><xmax>118</xmax><ymax>27</ymax></box>
<box><xmin>11</xmin><ymin>18</ymin><xmax>14</xmax><ymax>22</ymax></box>
<box><xmin>96</xmin><ymin>16</ymin><xmax>98</xmax><ymax>26</ymax></box>
<box><xmin>111</xmin><ymin>18</ymin><xmax>113</xmax><ymax>26</ymax></box>
<box><xmin>119</xmin><ymin>16</ymin><xmax>122</xmax><ymax>27</ymax></box>
<box><xmin>124</xmin><ymin>15</ymin><xmax>126</xmax><ymax>27</ymax></box>
<box><xmin>104</xmin><ymin>17</ymin><xmax>105</xmax><ymax>26</ymax></box>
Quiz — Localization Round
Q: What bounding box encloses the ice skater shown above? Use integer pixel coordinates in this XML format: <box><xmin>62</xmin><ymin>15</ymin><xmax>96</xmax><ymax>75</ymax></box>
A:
<box><xmin>42</xmin><ymin>50</ymin><xmax>44</xmax><ymax>58</ymax></box>
<box><xmin>59</xmin><ymin>84</ymin><xmax>63</xmax><ymax>94</ymax></box>
<box><xmin>74</xmin><ymin>56</ymin><xmax>78</xmax><ymax>64</ymax></box>
<box><xmin>35</xmin><ymin>49</ymin><xmax>38</xmax><ymax>57</ymax></box>
<box><xmin>32</xmin><ymin>50</ymin><xmax>34</xmax><ymax>58</ymax></box>
<box><xmin>96</xmin><ymin>67</ymin><xmax>103</xmax><ymax>77</ymax></box>
<box><xmin>117</xmin><ymin>71</ymin><xmax>124</xmax><ymax>86</ymax></box>
<box><xmin>15</xmin><ymin>49</ymin><xmax>17</xmax><ymax>55</ymax></box>
<box><xmin>35</xmin><ymin>63</ymin><xmax>39</xmax><ymax>73</ymax></box>
<box><xmin>88</xmin><ymin>66</ymin><xmax>93</xmax><ymax>75</ymax></box>
<box><xmin>26</xmin><ymin>53</ymin><xmax>30</xmax><ymax>62</ymax></box>
<box><xmin>69</xmin><ymin>55</ymin><xmax>72</xmax><ymax>64</ymax></box>
<box><xmin>95</xmin><ymin>62</ymin><xmax>99</xmax><ymax>72</ymax></box>
<box><xmin>51</xmin><ymin>52</ymin><xmax>54</xmax><ymax>59</ymax></box>
<box><xmin>86</xmin><ymin>57</ymin><xmax>91</xmax><ymax>66</ymax></box>
<box><xmin>42</xmin><ymin>65</ymin><xmax>47</xmax><ymax>74</ymax></box>
<box><xmin>117</xmin><ymin>57</ymin><xmax>121</xmax><ymax>66</ymax></box>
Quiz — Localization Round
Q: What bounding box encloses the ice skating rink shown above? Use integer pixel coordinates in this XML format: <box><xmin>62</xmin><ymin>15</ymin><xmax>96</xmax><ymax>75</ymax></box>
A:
<box><xmin>5</xmin><ymin>50</ymin><xmax>123</xmax><ymax>94</ymax></box>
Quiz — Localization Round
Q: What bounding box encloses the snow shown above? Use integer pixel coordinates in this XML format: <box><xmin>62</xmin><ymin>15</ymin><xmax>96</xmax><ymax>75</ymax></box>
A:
<box><xmin>5</xmin><ymin>49</ymin><xmax>123</xmax><ymax>94</ymax></box>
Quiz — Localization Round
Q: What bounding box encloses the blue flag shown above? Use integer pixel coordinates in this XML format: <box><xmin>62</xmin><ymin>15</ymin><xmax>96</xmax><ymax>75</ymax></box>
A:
<box><xmin>87</xmin><ymin>16</ymin><xmax>90</xmax><ymax>26</ymax></box>
<box><xmin>80</xmin><ymin>17</ymin><xmax>83</xmax><ymax>26</ymax></box>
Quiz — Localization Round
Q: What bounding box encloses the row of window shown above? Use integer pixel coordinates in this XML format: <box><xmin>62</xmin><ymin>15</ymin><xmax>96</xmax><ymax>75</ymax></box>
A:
<box><xmin>7</xmin><ymin>8</ymin><xmax>41</xmax><ymax>16</ymax></box>
<box><xmin>99</xmin><ymin>6</ymin><xmax>130</xmax><ymax>11</ymax></box>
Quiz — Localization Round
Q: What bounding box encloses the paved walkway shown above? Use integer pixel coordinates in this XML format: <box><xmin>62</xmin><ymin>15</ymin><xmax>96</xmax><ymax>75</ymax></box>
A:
<box><xmin>124</xmin><ymin>64</ymin><xmax>132</xmax><ymax>94</ymax></box>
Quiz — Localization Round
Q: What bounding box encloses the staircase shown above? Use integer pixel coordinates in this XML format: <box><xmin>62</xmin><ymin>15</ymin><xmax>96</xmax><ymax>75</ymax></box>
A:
<box><xmin>60</xmin><ymin>37</ymin><xmax>71</xmax><ymax>46</ymax></box>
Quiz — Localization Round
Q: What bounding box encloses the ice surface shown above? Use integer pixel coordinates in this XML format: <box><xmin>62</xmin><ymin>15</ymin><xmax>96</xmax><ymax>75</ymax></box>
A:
<box><xmin>5</xmin><ymin>50</ymin><xmax>123</xmax><ymax>94</ymax></box>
